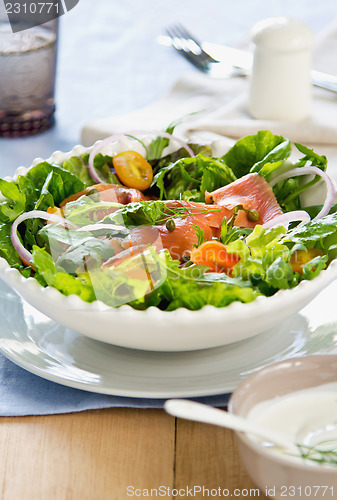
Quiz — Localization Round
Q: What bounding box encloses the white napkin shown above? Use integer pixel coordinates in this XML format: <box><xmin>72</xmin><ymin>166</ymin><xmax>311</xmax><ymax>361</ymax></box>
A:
<box><xmin>81</xmin><ymin>20</ymin><xmax>337</xmax><ymax>156</ymax></box>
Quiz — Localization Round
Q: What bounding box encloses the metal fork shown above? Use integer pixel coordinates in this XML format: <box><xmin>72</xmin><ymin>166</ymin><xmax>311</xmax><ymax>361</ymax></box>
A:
<box><xmin>165</xmin><ymin>24</ymin><xmax>218</xmax><ymax>70</ymax></box>
<box><xmin>164</xmin><ymin>24</ymin><xmax>337</xmax><ymax>91</ymax></box>
<box><xmin>165</xmin><ymin>24</ymin><xmax>248</xmax><ymax>78</ymax></box>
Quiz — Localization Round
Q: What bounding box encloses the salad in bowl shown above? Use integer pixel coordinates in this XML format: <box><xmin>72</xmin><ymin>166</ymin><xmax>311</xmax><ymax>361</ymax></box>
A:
<box><xmin>1</xmin><ymin>128</ymin><xmax>337</xmax><ymax>351</ymax></box>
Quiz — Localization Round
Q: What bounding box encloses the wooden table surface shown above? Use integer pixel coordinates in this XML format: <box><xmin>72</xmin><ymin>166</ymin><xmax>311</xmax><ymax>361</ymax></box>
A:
<box><xmin>0</xmin><ymin>408</ymin><xmax>267</xmax><ymax>500</ymax></box>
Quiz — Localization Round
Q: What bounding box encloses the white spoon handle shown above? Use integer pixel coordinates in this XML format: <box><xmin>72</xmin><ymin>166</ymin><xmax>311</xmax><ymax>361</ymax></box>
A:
<box><xmin>165</xmin><ymin>399</ymin><xmax>297</xmax><ymax>452</ymax></box>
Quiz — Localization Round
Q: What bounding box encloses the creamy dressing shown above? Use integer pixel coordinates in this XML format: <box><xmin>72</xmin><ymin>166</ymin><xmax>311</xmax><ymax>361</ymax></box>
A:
<box><xmin>247</xmin><ymin>382</ymin><xmax>337</xmax><ymax>466</ymax></box>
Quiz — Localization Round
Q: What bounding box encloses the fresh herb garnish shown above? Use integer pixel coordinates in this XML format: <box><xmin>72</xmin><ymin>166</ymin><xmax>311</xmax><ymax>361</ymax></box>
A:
<box><xmin>191</xmin><ymin>224</ymin><xmax>206</xmax><ymax>247</ymax></box>
<box><xmin>160</xmin><ymin>202</ymin><xmax>222</xmax><ymax>224</ymax></box>
<box><xmin>106</xmin><ymin>200</ymin><xmax>222</xmax><ymax>227</ymax></box>
<box><xmin>296</xmin><ymin>440</ymin><xmax>337</xmax><ymax>466</ymax></box>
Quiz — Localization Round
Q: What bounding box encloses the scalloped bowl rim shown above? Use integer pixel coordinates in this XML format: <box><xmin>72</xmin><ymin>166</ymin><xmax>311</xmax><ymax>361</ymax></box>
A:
<box><xmin>1</xmin><ymin>140</ymin><xmax>337</xmax><ymax>351</ymax></box>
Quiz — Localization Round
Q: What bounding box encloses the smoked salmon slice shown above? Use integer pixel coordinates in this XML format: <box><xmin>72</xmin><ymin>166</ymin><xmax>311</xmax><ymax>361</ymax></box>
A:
<box><xmin>164</xmin><ymin>200</ymin><xmax>230</xmax><ymax>229</ymax></box>
<box><xmin>61</xmin><ymin>175</ymin><xmax>283</xmax><ymax>265</ymax></box>
<box><xmin>205</xmin><ymin>173</ymin><xmax>283</xmax><ymax>228</ymax></box>
<box><xmin>60</xmin><ymin>184</ymin><xmax>153</xmax><ymax>224</ymax></box>
<box><xmin>105</xmin><ymin>181</ymin><xmax>283</xmax><ymax>263</ymax></box>
<box><xmin>154</xmin><ymin>218</ymin><xmax>214</xmax><ymax>262</ymax></box>
<box><xmin>60</xmin><ymin>183</ymin><xmax>150</xmax><ymax>207</ymax></box>
<box><xmin>125</xmin><ymin>201</ymin><xmax>230</xmax><ymax>262</ymax></box>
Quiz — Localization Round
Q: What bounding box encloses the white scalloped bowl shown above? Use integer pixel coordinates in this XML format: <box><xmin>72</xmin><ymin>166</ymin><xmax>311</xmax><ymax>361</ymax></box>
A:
<box><xmin>1</xmin><ymin>140</ymin><xmax>337</xmax><ymax>352</ymax></box>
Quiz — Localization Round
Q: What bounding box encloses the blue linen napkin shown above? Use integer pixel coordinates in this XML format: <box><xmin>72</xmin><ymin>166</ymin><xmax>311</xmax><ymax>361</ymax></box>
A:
<box><xmin>0</xmin><ymin>354</ymin><xmax>230</xmax><ymax>416</ymax></box>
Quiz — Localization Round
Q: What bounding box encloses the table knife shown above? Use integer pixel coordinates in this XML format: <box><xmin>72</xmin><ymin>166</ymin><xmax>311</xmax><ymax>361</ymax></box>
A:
<box><xmin>159</xmin><ymin>35</ymin><xmax>337</xmax><ymax>93</ymax></box>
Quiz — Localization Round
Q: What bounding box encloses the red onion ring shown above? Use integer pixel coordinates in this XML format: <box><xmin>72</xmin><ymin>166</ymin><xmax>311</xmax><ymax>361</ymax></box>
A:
<box><xmin>263</xmin><ymin>210</ymin><xmax>311</xmax><ymax>229</ymax></box>
<box><xmin>77</xmin><ymin>223</ymin><xmax>127</xmax><ymax>233</ymax></box>
<box><xmin>270</xmin><ymin>166</ymin><xmax>336</xmax><ymax>220</ymax></box>
<box><xmin>88</xmin><ymin>130</ymin><xmax>195</xmax><ymax>184</ymax></box>
<box><xmin>11</xmin><ymin>210</ymin><xmax>78</xmax><ymax>265</ymax></box>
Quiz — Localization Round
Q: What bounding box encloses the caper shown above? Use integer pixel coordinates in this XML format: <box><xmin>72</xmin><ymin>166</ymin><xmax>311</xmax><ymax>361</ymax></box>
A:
<box><xmin>247</xmin><ymin>209</ymin><xmax>259</xmax><ymax>222</ymax></box>
<box><xmin>165</xmin><ymin>219</ymin><xmax>176</xmax><ymax>232</ymax></box>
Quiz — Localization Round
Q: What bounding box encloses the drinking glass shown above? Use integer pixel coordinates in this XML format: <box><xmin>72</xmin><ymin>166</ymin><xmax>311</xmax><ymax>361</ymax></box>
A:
<box><xmin>0</xmin><ymin>6</ymin><xmax>58</xmax><ymax>137</ymax></box>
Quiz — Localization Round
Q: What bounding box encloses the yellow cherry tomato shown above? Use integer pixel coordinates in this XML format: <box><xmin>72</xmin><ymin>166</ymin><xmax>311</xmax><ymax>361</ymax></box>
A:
<box><xmin>289</xmin><ymin>248</ymin><xmax>325</xmax><ymax>274</ymax></box>
<box><xmin>112</xmin><ymin>151</ymin><xmax>153</xmax><ymax>191</ymax></box>
<box><xmin>46</xmin><ymin>205</ymin><xmax>64</xmax><ymax>222</ymax></box>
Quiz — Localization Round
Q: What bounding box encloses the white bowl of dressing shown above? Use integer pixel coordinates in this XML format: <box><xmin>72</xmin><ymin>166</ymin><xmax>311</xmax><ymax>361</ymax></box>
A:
<box><xmin>229</xmin><ymin>355</ymin><xmax>337</xmax><ymax>499</ymax></box>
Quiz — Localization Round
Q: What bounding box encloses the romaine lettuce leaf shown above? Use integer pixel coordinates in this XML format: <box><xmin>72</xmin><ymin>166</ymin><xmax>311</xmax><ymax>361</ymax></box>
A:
<box><xmin>0</xmin><ymin>222</ymin><xmax>23</xmax><ymax>267</ymax></box>
<box><xmin>92</xmin><ymin>154</ymin><xmax>120</xmax><ymax>184</ymax></box>
<box><xmin>222</xmin><ymin>130</ymin><xmax>291</xmax><ymax>179</ymax></box>
<box><xmin>0</xmin><ymin>179</ymin><xmax>26</xmax><ymax>222</ymax></box>
<box><xmin>151</xmin><ymin>154</ymin><xmax>236</xmax><ymax>201</ymax></box>
<box><xmin>56</xmin><ymin>237</ymin><xmax>116</xmax><ymax>273</ymax></box>
<box><xmin>302</xmin><ymin>255</ymin><xmax>327</xmax><ymax>280</ymax></box>
<box><xmin>63</xmin><ymin>195</ymin><xmax>123</xmax><ymax>225</ymax></box>
<box><xmin>31</xmin><ymin>244</ymin><xmax>259</xmax><ymax>311</ymax></box>
<box><xmin>62</xmin><ymin>155</ymin><xmax>95</xmax><ymax>187</ymax></box>
<box><xmin>20</xmin><ymin>162</ymin><xmax>86</xmax><ymax>207</ymax></box>
<box><xmin>281</xmin><ymin>212</ymin><xmax>337</xmax><ymax>255</ymax></box>
<box><xmin>106</xmin><ymin>200</ymin><xmax>166</xmax><ymax>227</ymax></box>
<box><xmin>32</xmin><ymin>246</ymin><xmax>95</xmax><ymax>302</ymax></box>
<box><xmin>158</xmin><ymin>252</ymin><xmax>259</xmax><ymax>310</ymax></box>
<box><xmin>0</xmin><ymin>162</ymin><xmax>89</xmax><ymax>260</ymax></box>
<box><xmin>230</xmin><ymin>225</ymin><xmax>294</xmax><ymax>290</ymax></box>
<box><xmin>272</xmin><ymin>142</ymin><xmax>328</xmax><ymax>213</ymax></box>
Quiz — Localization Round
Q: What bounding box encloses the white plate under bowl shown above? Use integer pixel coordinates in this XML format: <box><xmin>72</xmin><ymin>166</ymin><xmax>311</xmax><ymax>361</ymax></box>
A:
<box><xmin>1</xmin><ymin>279</ymin><xmax>337</xmax><ymax>398</ymax></box>
<box><xmin>1</xmin><ymin>139</ymin><xmax>337</xmax><ymax>352</ymax></box>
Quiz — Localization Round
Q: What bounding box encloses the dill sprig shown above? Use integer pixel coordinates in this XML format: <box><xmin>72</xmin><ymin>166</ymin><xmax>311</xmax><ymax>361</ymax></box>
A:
<box><xmin>296</xmin><ymin>440</ymin><xmax>337</xmax><ymax>466</ymax></box>
<box><xmin>158</xmin><ymin>203</ymin><xmax>222</xmax><ymax>224</ymax></box>
<box><xmin>191</xmin><ymin>224</ymin><xmax>206</xmax><ymax>247</ymax></box>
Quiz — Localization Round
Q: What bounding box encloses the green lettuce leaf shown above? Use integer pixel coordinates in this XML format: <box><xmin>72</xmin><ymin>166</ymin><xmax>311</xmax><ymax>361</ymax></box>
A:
<box><xmin>32</xmin><ymin>246</ymin><xmax>95</xmax><ymax>302</ymax></box>
<box><xmin>106</xmin><ymin>200</ymin><xmax>166</xmax><ymax>227</ymax></box>
<box><xmin>21</xmin><ymin>162</ymin><xmax>86</xmax><ymax>207</ymax></box>
<box><xmin>147</xmin><ymin>119</ymin><xmax>181</xmax><ymax>160</ymax></box>
<box><xmin>0</xmin><ymin>179</ymin><xmax>26</xmax><ymax>222</ymax></box>
<box><xmin>302</xmin><ymin>255</ymin><xmax>327</xmax><ymax>280</ymax></box>
<box><xmin>230</xmin><ymin>225</ymin><xmax>294</xmax><ymax>291</ymax></box>
<box><xmin>281</xmin><ymin>212</ymin><xmax>337</xmax><ymax>258</ymax></box>
<box><xmin>0</xmin><ymin>222</ymin><xmax>23</xmax><ymax>267</ymax></box>
<box><xmin>56</xmin><ymin>237</ymin><xmax>116</xmax><ymax>273</ymax></box>
<box><xmin>265</xmin><ymin>257</ymin><xmax>294</xmax><ymax>290</ymax></box>
<box><xmin>273</xmin><ymin>142</ymin><xmax>328</xmax><ymax>213</ymax></box>
<box><xmin>223</xmin><ymin>130</ymin><xmax>291</xmax><ymax>179</ymax></box>
<box><xmin>245</xmin><ymin>225</ymin><xmax>287</xmax><ymax>258</ymax></box>
<box><xmin>63</xmin><ymin>195</ymin><xmax>123</xmax><ymax>225</ymax></box>
<box><xmin>80</xmin><ymin>248</ymin><xmax>168</xmax><ymax>308</ymax></box>
<box><xmin>62</xmin><ymin>155</ymin><xmax>95</xmax><ymax>187</ymax></box>
<box><xmin>129</xmin><ymin>250</ymin><xmax>259</xmax><ymax>311</ymax></box>
<box><xmin>159</xmin><ymin>252</ymin><xmax>259</xmax><ymax>311</ymax></box>
<box><xmin>295</xmin><ymin>143</ymin><xmax>327</xmax><ymax>168</ymax></box>
<box><xmin>151</xmin><ymin>154</ymin><xmax>236</xmax><ymax>201</ymax></box>
<box><xmin>92</xmin><ymin>154</ymin><xmax>120</xmax><ymax>184</ymax></box>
